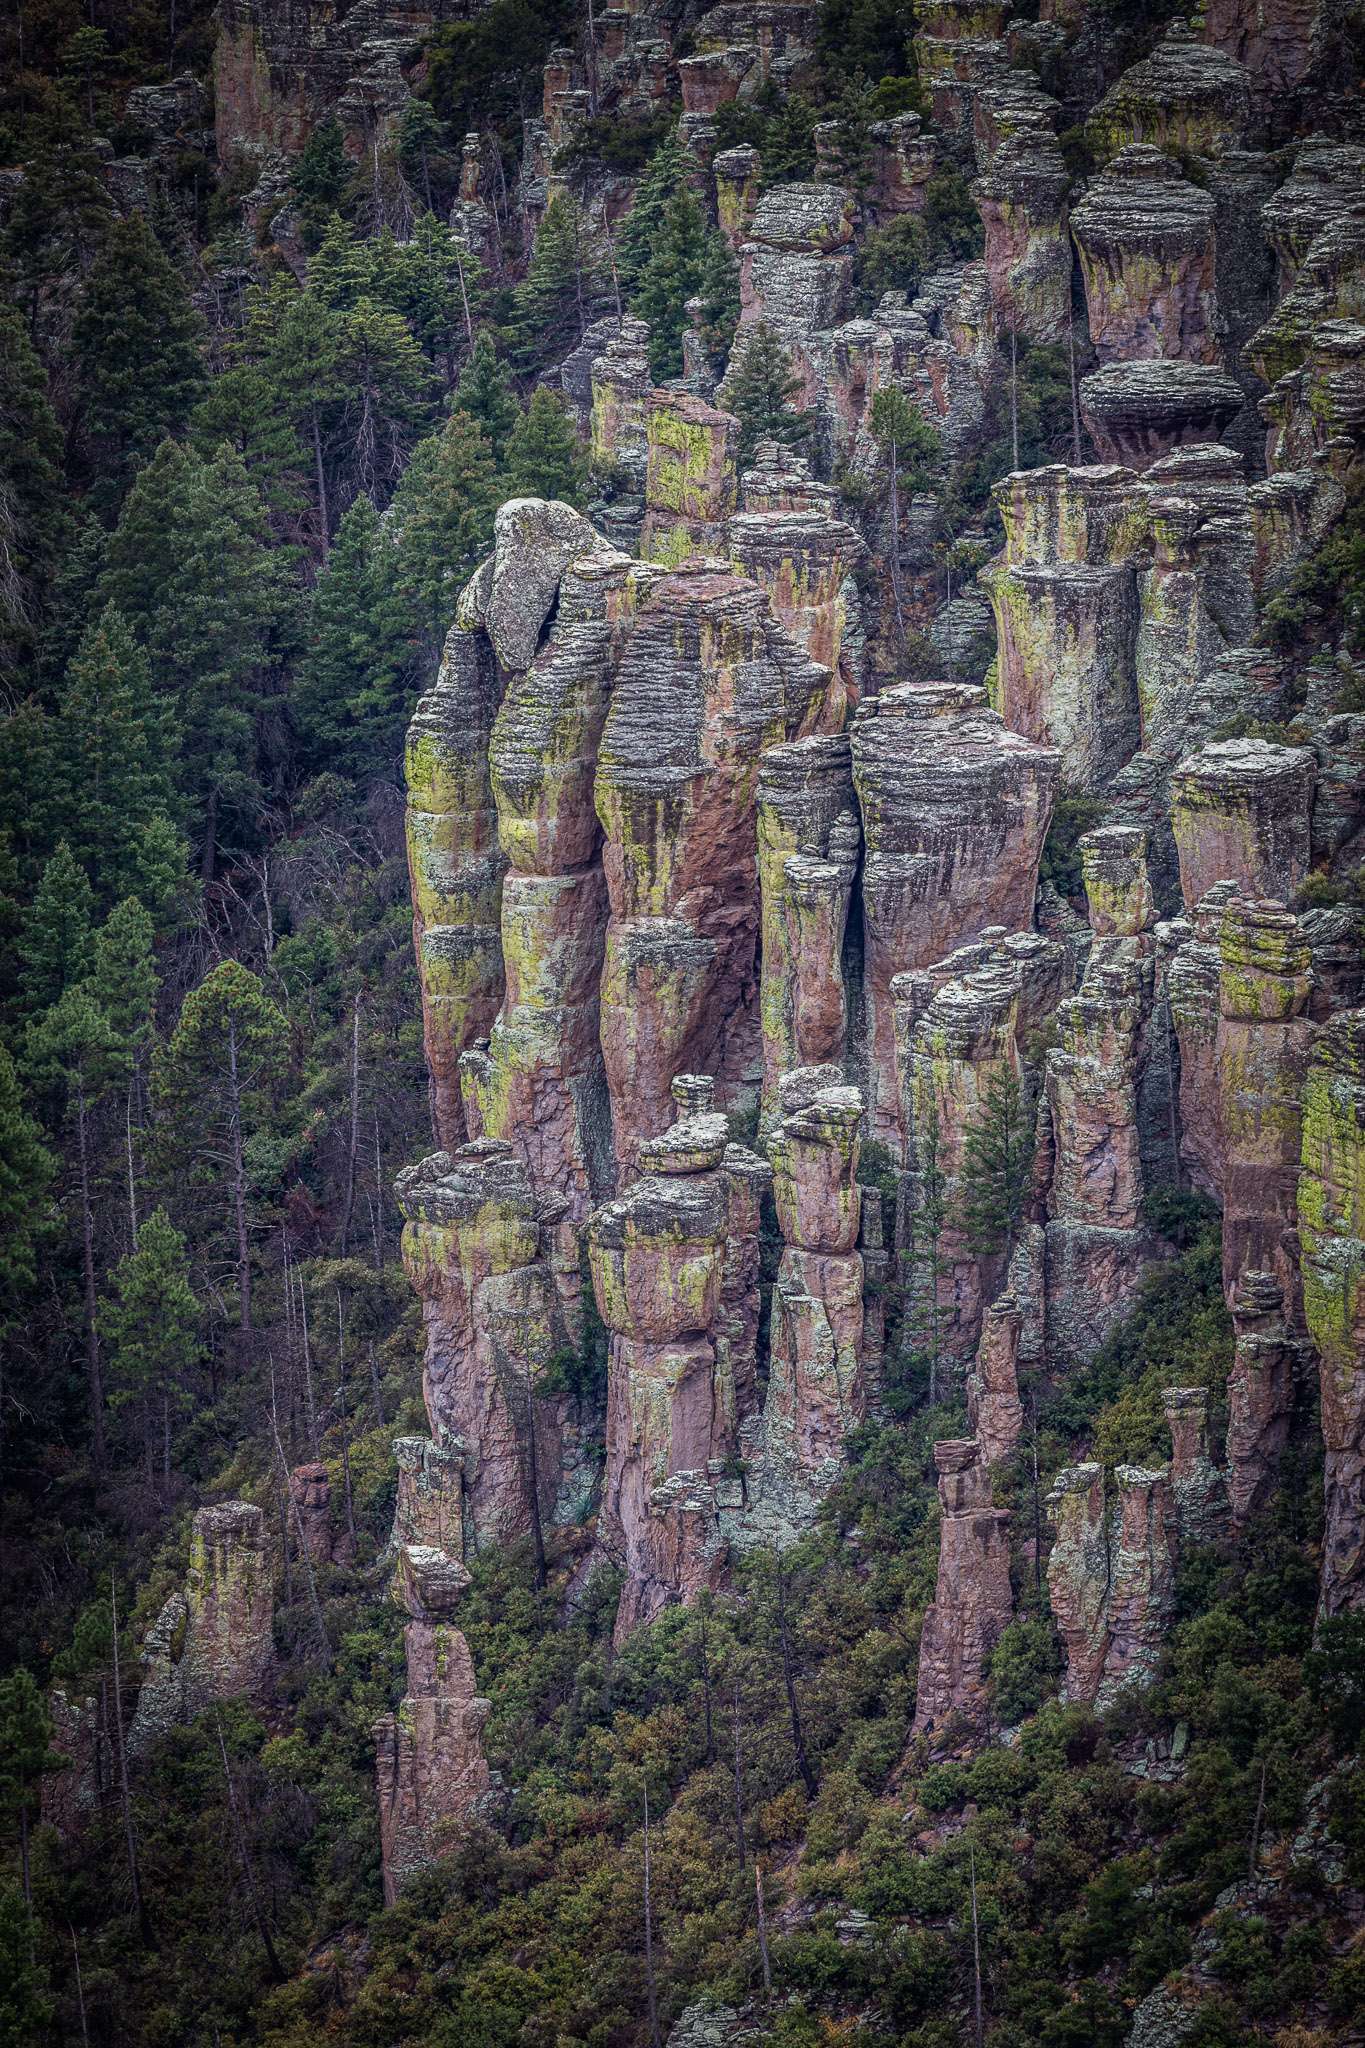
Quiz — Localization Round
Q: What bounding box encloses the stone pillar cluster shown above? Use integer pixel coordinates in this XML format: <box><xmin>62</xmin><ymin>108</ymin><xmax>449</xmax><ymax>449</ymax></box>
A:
<box><xmin>913</xmin><ymin>1439</ymin><xmax>1014</xmax><ymax>1733</ymax></box>
<box><xmin>1046</xmin><ymin>1461</ymin><xmax>1178</xmax><ymax>1709</ymax></box>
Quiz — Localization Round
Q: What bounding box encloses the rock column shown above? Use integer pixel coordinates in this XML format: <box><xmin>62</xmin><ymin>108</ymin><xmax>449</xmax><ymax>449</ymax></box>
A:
<box><xmin>755</xmin><ymin>735</ymin><xmax>859</xmax><ymax>1111</ymax></box>
<box><xmin>128</xmin><ymin>1503</ymin><xmax>275</xmax><ymax>1756</ymax></box>
<box><xmin>1226</xmin><ymin>1271</ymin><xmax>1297</xmax><ymax>1522</ymax></box>
<box><xmin>1299</xmin><ymin>1010</ymin><xmax>1365</xmax><ymax>1616</ymax></box>
<box><xmin>374</xmin><ymin>1545</ymin><xmax>490</xmax><ymax>1904</ymax></box>
<box><xmin>851</xmin><ymin>682</ymin><xmax>1059</xmax><ymax>1150</ymax></box>
<box><xmin>913</xmin><ymin>1439</ymin><xmax>1013</xmax><ymax>1734</ymax></box>
<box><xmin>967</xmin><ymin>1292</ymin><xmax>1025</xmax><ymax>1466</ymax></box>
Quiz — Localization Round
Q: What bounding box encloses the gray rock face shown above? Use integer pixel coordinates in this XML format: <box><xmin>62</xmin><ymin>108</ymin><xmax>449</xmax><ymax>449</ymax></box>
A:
<box><xmin>1071</xmin><ymin>146</ymin><xmax>1219</xmax><ymax>366</ymax></box>
<box><xmin>486</xmin><ymin>499</ymin><xmax>605</xmax><ymax>672</ymax></box>
<box><xmin>1080</xmin><ymin>361</ymin><xmax>1246</xmax><ymax>470</ymax></box>
<box><xmin>1086</xmin><ymin>16</ymin><xmax>1252</xmax><ymax>161</ymax></box>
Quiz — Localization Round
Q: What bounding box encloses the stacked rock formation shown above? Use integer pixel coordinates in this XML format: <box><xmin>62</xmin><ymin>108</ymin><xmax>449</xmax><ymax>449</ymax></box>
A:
<box><xmin>373</xmin><ymin>1543</ymin><xmax>490</xmax><ymax>1903</ymax></box>
<box><xmin>1046</xmin><ymin>1462</ymin><xmax>1178</xmax><ymax>1707</ymax></box>
<box><xmin>913</xmin><ymin>1439</ymin><xmax>1013</xmax><ymax>1733</ymax></box>
<box><xmin>128</xmin><ymin>1503</ymin><xmax>275</xmax><ymax>1757</ymax></box>
<box><xmin>588</xmin><ymin>1074</ymin><xmax>773</xmax><ymax>1637</ymax></box>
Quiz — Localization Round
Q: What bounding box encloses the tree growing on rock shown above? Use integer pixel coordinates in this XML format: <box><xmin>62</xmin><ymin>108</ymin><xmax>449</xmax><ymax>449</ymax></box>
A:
<box><xmin>721</xmin><ymin>323</ymin><xmax>810</xmax><ymax>469</ymax></box>
<box><xmin>503</xmin><ymin>390</ymin><xmax>588</xmax><ymax>508</ymax></box>
<box><xmin>959</xmin><ymin>1065</ymin><xmax>1036</xmax><ymax>1265</ymax></box>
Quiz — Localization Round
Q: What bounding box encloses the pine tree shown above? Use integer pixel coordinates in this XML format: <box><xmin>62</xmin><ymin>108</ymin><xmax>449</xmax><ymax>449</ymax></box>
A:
<box><xmin>99</xmin><ymin>1209</ymin><xmax>200</xmax><ymax>1489</ymax></box>
<box><xmin>99</xmin><ymin>441</ymin><xmax>298</xmax><ymax>882</ymax></box>
<box><xmin>25</xmin><ymin>986</ymin><xmax>121</xmax><ymax>1469</ymax></box>
<box><xmin>0</xmin><ymin>301</ymin><xmax>67</xmax><ymax>669</ymax></box>
<box><xmin>869</xmin><ymin>387</ymin><xmax>940</xmax><ymax>650</ymax></box>
<box><xmin>458</xmin><ymin>331</ymin><xmax>521</xmax><ymax>462</ymax></box>
<box><xmin>72</xmin><ymin>215</ymin><xmax>208</xmax><ymax>514</ymax></box>
<box><xmin>390</xmin><ymin>406</ymin><xmax>501</xmax><ymax>637</ymax></box>
<box><xmin>0</xmin><ymin>1669</ymin><xmax>65</xmax><ymax>1911</ymax></box>
<box><xmin>337</xmin><ymin>297</ymin><xmax>440</xmax><ymax>506</ymax></box>
<box><xmin>0</xmin><ymin>1883</ymin><xmax>49</xmax><ymax>2045</ymax></box>
<box><xmin>512</xmin><ymin>197</ymin><xmax>607</xmax><ymax>374</ymax></box>
<box><xmin>503</xmin><ymin>389</ymin><xmax>588</xmax><ymax>508</ymax></box>
<box><xmin>308</xmin><ymin>213</ymin><xmax>381</xmax><ymax>311</ymax></box>
<box><xmin>187</xmin><ymin>365</ymin><xmax>304</xmax><ymax>519</ymax></box>
<box><xmin>0</xmin><ymin>1048</ymin><xmax>53</xmax><ymax>1297</ymax></box>
<box><xmin>20</xmin><ymin>842</ymin><xmax>95</xmax><ymax>1014</ymax></box>
<box><xmin>388</xmin><ymin>214</ymin><xmax>486</xmax><ymax>376</ymax></box>
<box><xmin>89</xmin><ymin>896</ymin><xmax>158</xmax><ymax>1058</ymax></box>
<box><xmin>53</xmin><ymin>605</ymin><xmax>183</xmax><ymax>909</ymax></box>
<box><xmin>634</xmin><ymin>184</ymin><xmax>711</xmax><ymax>380</ymax></box>
<box><xmin>720</xmin><ymin>322</ymin><xmax>811</xmax><ymax>468</ymax></box>
<box><xmin>263</xmin><ymin>289</ymin><xmax>347</xmax><ymax>547</ymax></box>
<box><xmin>959</xmin><ymin>1064</ymin><xmax>1036</xmax><ymax>1264</ymax></box>
<box><xmin>290</xmin><ymin>116</ymin><xmax>352</xmax><ymax>245</ymax></box>
<box><xmin>37</xmin><ymin>516</ymin><xmax>107</xmax><ymax>697</ymax></box>
<box><xmin>615</xmin><ymin>128</ymin><xmax>691</xmax><ymax>296</ymax></box>
<box><xmin>152</xmin><ymin>960</ymin><xmax>289</xmax><ymax>1330</ymax></box>
<box><xmin>295</xmin><ymin>494</ymin><xmax>411</xmax><ymax>781</ymax></box>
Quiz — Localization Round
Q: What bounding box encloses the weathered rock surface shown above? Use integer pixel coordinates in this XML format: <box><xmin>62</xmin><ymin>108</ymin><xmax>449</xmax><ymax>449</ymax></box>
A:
<box><xmin>289</xmin><ymin>1462</ymin><xmax>333</xmax><ymax>1566</ymax></box>
<box><xmin>755</xmin><ymin>736</ymin><xmax>859</xmax><ymax>1107</ymax></box>
<box><xmin>595</xmin><ymin>560</ymin><xmax>830</xmax><ymax>1174</ymax></box>
<box><xmin>1079</xmin><ymin>361</ymin><xmax>1246</xmax><ymax>472</ymax></box>
<box><xmin>1226</xmin><ymin>1271</ymin><xmax>1298</xmax><ymax>1521</ymax></box>
<box><xmin>1172</xmin><ymin>740</ymin><xmax>1316</xmax><ymax>912</ymax></box>
<box><xmin>215</xmin><ymin>0</ymin><xmax>435</xmax><ymax>158</ymax></box>
<box><xmin>42</xmin><ymin>1691</ymin><xmax>108</xmax><ymax>1842</ymax></box>
<box><xmin>1164</xmin><ymin>1387</ymin><xmax>1230</xmax><ymax>1544</ymax></box>
<box><xmin>373</xmin><ymin>1542</ymin><xmax>490</xmax><ymax>1903</ymax></box>
<box><xmin>1299</xmin><ymin>1010</ymin><xmax>1365</xmax><ymax>1616</ymax></box>
<box><xmin>967</xmin><ymin>1292</ymin><xmax>1025</xmax><ymax>1466</ymax></box>
<box><xmin>396</xmin><ymin>1144</ymin><xmax>591</xmax><ymax>1548</ymax></box>
<box><xmin>1071</xmin><ymin>147</ymin><xmax>1219</xmax><ymax>367</ymax></box>
<box><xmin>852</xmin><ymin>683</ymin><xmax>1059</xmax><ymax>1148</ymax></box>
<box><xmin>1086</xmin><ymin>18</ymin><xmax>1251</xmax><ymax>162</ymax></box>
<box><xmin>128</xmin><ymin>1504</ymin><xmax>275</xmax><ymax>1757</ymax></box>
<box><xmin>1047</xmin><ymin>1461</ymin><xmax>1178</xmax><ymax>1707</ymax></box>
<box><xmin>914</xmin><ymin>1439</ymin><xmax>1013</xmax><ymax>1733</ymax></box>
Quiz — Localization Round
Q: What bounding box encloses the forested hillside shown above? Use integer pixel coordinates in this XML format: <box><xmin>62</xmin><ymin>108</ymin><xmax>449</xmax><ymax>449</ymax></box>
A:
<box><xmin>3</xmin><ymin>0</ymin><xmax>1365</xmax><ymax>2043</ymax></box>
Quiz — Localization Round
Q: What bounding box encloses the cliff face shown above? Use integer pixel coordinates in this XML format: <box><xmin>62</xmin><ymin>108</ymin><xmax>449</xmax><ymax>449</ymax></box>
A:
<box><xmin>215</xmin><ymin>0</ymin><xmax>437</xmax><ymax>161</ymax></box>
<box><xmin>366</xmin><ymin>0</ymin><xmax>1365</xmax><ymax>1900</ymax></box>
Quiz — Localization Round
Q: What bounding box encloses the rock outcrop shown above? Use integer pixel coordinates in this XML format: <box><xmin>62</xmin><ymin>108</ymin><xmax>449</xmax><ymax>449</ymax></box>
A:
<box><xmin>913</xmin><ymin>1439</ymin><xmax>1013</xmax><ymax>1733</ymax></box>
<box><xmin>1299</xmin><ymin>1010</ymin><xmax>1365</xmax><ymax>1617</ymax></box>
<box><xmin>1226</xmin><ymin>1270</ymin><xmax>1299</xmax><ymax>1522</ymax></box>
<box><xmin>1047</xmin><ymin>1461</ymin><xmax>1178</xmax><ymax>1707</ymax></box>
<box><xmin>852</xmin><ymin>683</ymin><xmax>1059</xmax><ymax>1148</ymax></box>
<box><xmin>967</xmin><ymin>1292</ymin><xmax>1025</xmax><ymax>1466</ymax></box>
<box><xmin>374</xmin><ymin>1542</ymin><xmax>491</xmax><ymax>1903</ymax></box>
<box><xmin>128</xmin><ymin>1504</ymin><xmax>275</xmax><ymax>1757</ymax></box>
<box><xmin>1070</xmin><ymin>146</ymin><xmax>1220</xmax><ymax>368</ymax></box>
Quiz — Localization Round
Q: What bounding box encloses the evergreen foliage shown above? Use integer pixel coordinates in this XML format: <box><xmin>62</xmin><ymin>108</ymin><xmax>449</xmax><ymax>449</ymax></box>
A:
<box><xmin>0</xmin><ymin>301</ymin><xmax>67</xmax><ymax>668</ymax></box>
<box><xmin>957</xmin><ymin>1064</ymin><xmax>1036</xmax><ymax>1261</ymax></box>
<box><xmin>72</xmin><ymin>215</ymin><xmax>208</xmax><ymax>513</ymax></box>
<box><xmin>511</xmin><ymin>196</ymin><xmax>606</xmax><ymax>372</ymax></box>
<box><xmin>720</xmin><ymin>322</ymin><xmax>811</xmax><ymax>468</ymax></box>
<box><xmin>457</xmin><ymin>331</ymin><xmax>521</xmax><ymax>461</ymax></box>
<box><xmin>19</xmin><ymin>842</ymin><xmax>95</xmax><ymax>1014</ymax></box>
<box><xmin>295</xmin><ymin>494</ymin><xmax>410</xmax><ymax>780</ymax></box>
<box><xmin>502</xmin><ymin>389</ymin><xmax>587</xmax><ymax>507</ymax></box>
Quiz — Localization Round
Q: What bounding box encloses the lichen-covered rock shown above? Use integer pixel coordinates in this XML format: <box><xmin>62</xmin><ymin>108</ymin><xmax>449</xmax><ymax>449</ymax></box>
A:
<box><xmin>1085</xmin><ymin>18</ymin><xmax>1251</xmax><ymax>163</ymax></box>
<box><xmin>1079</xmin><ymin>360</ymin><xmax>1246</xmax><ymax>472</ymax></box>
<box><xmin>405</xmin><ymin>620</ymin><xmax>506</xmax><ymax>1149</ymax></box>
<box><xmin>1080</xmin><ymin>826</ymin><xmax>1157</xmax><ymax>937</ymax></box>
<box><xmin>589</xmin><ymin>317</ymin><xmax>653</xmax><ymax>494</ymax></box>
<box><xmin>852</xmin><ymin>683</ymin><xmax>1059</xmax><ymax>1148</ymax></box>
<box><xmin>1213</xmin><ymin>897</ymin><xmax>1315</xmax><ymax>1312</ymax></box>
<box><xmin>1247</xmin><ymin>208</ymin><xmax>1365</xmax><ymax>390</ymax></box>
<box><xmin>967</xmin><ymin>1292</ymin><xmax>1024</xmax><ymax>1466</ymax></box>
<box><xmin>1260</xmin><ymin>317</ymin><xmax>1365</xmax><ymax>475</ymax></box>
<box><xmin>396</xmin><ymin>1144</ymin><xmax>586</xmax><ymax>1545</ymax></box>
<box><xmin>1070</xmin><ymin>146</ymin><xmax>1219</xmax><ymax>367</ymax></box>
<box><xmin>1261</xmin><ymin>139</ymin><xmax>1365</xmax><ymax>299</ymax></box>
<box><xmin>972</xmin><ymin>131</ymin><xmax>1071</xmax><ymax>343</ymax></box>
<box><xmin>128</xmin><ymin>1504</ymin><xmax>275</xmax><ymax>1756</ymax></box>
<box><xmin>1171</xmin><ymin>739</ymin><xmax>1316</xmax><ymax>912</ymax></box>
<box><xmin>486</xmin><ymin>498</ymin><xmax>603</xmax><ymax>673</ymax></box>
<box><xmin>1047</xmin><ymin>1464</ymin><xmax>1112</xmax><ymax>1704</ymax></box>
<box><xmin>1298</xmin><ymin>1009</ymin><xmax>1365</xmax><ymax>1615</ymax></box>
<box><xmin>1226</xmin><ymin>1271</ymin><xmax>1297</xmax><ymax>1521</ymax></box>
<box><xmin>595</xmin><ymin>561</ymin><xmax>830</xmax><ymax>1173</ymax></box>
<box><xmin>591</xmin><ymin>1078</ymin><xmax>773</xmax><ymax>1636</ymax></box>
<box><xmin>728</xmin><ymin>507</ymin><xmax>865</xmax><ymax>688</ymax></box>
<box><xmin>42</xmin><ymin>1692</ymin><xmax>107</xmax><ymax>1842</ymax></box>
<box><xmin>215</xmin><ymin>0</ymin><xmax>435</xmax><ymax>158</ymax></box>
<box><xmin>756</xmin><ymin>737</ymin><xmax>858</xmax><ymax>1105</ymax></box>
<box><xmin>289</xmin><ymin>1462</ymin><xmax>332</xmax><ymax>1565</ymax></box>
<box><xmin>1164</xmin><ymin>1387</ymin><xmax>1230</xmax><ymax>1544</ymax></box>
<box><xmin>1098</xmin><ymin>1464</ymin><xmax>1178</xmax><ymax>1706</ymax></box>
<box><xmin>373</xmin><ymin>1548</ymin><xmax>490</xmax><ymax>1904</ymax></box>
<box><xmin>714</xmin><ymin>144</ymin><xmax>761</xmax><ymax>250</ymax></box>
<box><xmin>982</xmin><ymin>465</ymin><xmax>1142</xmax><ymax>791</ymax></box>
<box><xmin>391</xmin><ymin>1434</ymin><xmax>467</xmax><ymax>1560</ymax></box>
<box><xmin>641</xmin><ymin>394</ymin><xmax>740</xmax><ymax>560</ymax></box>
<box><xmin>913</xmin><ymin>1439</ymin><xmax>1013</xmax><ymax>1733</ymax></box>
